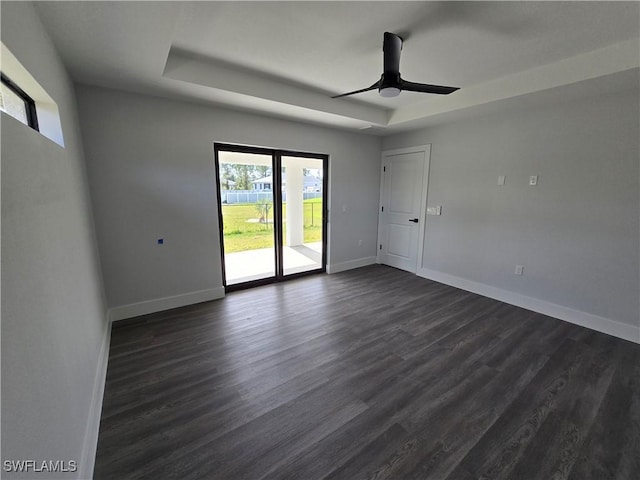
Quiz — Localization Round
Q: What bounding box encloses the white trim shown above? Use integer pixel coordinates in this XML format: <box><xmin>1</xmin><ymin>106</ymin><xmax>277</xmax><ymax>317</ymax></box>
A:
<box><xmin>379</xmin><ymin>145</ymin><xmax>431</xmax><ymax>157</ymax></box>
<box><xmin>327</xmin><ymin>256</ymin><xmax>377</xmax><ymax>274</ymax></box>
<box><xmin>416</xmin><ymin>145</ymin><xmax>431</xmax><ymax>273</ymax></box>
<box><xmin>79</xmin><ymin>315</ymin><xmax>112</xmax><ymax>479</ymax></box>
<box><xmin>109</xmin><ymin>288</ymin><xmax>225</xmax><ymax>322</ymax></box>
<box><xmin>375</xmin><ymin>153</ymin><xmax>386</xmax><ymax>265</ymax></box>
<box><xmin>418</xmin><ymin>268</ymin><xmax>640</xmax><ymax>344</ymax></box>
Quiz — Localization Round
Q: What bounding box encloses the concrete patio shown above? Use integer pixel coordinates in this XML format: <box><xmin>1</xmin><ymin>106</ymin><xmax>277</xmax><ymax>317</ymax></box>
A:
<box><xmin>225</xmin><ymin>242</ymin><xmax>323</xmax><ymax>285</ymax></box>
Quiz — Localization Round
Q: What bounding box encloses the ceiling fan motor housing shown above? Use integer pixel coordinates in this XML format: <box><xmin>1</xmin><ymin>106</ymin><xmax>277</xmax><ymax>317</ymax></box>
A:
<box><xmin>380</xmin><ymin>72</ymin><xmax>402</xmax><ymax>90</ymax></box>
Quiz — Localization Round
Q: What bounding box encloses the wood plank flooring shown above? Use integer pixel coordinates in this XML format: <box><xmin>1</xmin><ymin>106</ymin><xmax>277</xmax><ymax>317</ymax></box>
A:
<box><xmin>94</xmin><ymin>265</ymin><xmax>640</xmax><ymax>479</ymax></box>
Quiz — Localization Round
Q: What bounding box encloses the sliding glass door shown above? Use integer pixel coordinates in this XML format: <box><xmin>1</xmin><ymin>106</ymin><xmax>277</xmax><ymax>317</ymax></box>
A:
<box><xmin>217</xmin><ymin>149</ymin><xmax>276</xmax><ymax>286</ymax></box>
<box><xmin>281</xmin><ymin>155</ymin><xmax>325</xmax><ymax>276</ymax></box>
<box><xmin>215</xmin><ymin>144</ymin><xmax>327</xmax><ymax>290</ymax></box>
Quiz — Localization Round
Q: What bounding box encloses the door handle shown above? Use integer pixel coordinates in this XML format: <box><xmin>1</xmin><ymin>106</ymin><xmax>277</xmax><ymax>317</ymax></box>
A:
<box><xmin>409</xmin><ymin>218</ymin><xmax>419</xmax><ymax>223</ymax></box>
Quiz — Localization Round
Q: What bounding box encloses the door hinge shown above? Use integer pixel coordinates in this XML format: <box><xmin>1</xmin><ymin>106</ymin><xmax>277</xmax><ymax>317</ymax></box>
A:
<box><xmin>383</xmin><ymin>166</ymin><xmax>386</xmax><ymax>172</ymax></box>
<box><xmin>381</xmin><ymin>206</ymin><xmax>384</xmax><ymax>212</ymax></box>
<box><xmin>379</xmin><ymin>244</ymin><xmax>382</xmax><ymax>250</ymax></box>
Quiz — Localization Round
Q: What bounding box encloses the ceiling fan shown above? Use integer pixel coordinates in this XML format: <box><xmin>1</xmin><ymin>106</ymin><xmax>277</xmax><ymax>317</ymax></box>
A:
<box><xmin>332</xmin><ymin>32</ymin><xmax>459</xmax><ymax>99</ymax></box>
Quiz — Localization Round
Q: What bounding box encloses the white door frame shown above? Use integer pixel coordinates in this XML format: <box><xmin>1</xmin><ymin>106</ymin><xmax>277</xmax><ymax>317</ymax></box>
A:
<box><xmin>376</xmin><ymin>144</ymin><xmax>431</xmax><ymax>272</ymax></box>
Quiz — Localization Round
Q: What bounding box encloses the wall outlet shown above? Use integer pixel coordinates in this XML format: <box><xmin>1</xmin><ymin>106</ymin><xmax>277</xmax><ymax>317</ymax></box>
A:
<box><xmin>358</xmin><ymin>239</ymin><xmax>363</xmax><ymax>246</ymax></box>
<box><xmin>515</xmin><ymin>265</ymin><xmax>524</xmax><ymax>275</ymax></box>
<box><xmin>529</xmin><ymin>175</ymin><xmax>538</xmax><ymax>186</ymax></box>
<box><xmin>498</xmin><ymin>175</ymin><xmax>506</xmax><ymax>186</ymax></box>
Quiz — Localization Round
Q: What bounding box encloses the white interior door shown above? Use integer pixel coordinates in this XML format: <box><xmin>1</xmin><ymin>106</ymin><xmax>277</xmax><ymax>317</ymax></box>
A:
<box><xmin>377</xmin><ymin>147</ymin><xmax>430</xmax><ymax>273</ymax></box>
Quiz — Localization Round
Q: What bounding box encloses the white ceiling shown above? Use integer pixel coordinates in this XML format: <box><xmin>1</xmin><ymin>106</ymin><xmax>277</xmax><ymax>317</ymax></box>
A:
<box><xmin>34</xmin><ymin>1</ymin><xmax>640</xmax><ymax>134</ymax></box>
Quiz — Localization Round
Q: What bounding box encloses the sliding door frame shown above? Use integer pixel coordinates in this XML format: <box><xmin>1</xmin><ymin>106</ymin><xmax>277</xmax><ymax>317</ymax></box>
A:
<box><xmin>214</xmin><ymin>143</ymin><xmax>328</xmax><ymax>292</ymax></box>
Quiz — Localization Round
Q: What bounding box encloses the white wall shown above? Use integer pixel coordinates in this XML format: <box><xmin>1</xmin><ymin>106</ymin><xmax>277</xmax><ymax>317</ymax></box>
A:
<box><xmin>1</xmin><ymin>3</ymin><xmax>109</xmax><ymax>479</ymax></box>
<box><xmin>383</xmin><ymin>82</ymin><xmax>639</xmax><ymax>341</ymax></box>
<box><xmin>75</xmin><ymin>85</ymin><xmax>381</xmax><ymax>317</ymax></box>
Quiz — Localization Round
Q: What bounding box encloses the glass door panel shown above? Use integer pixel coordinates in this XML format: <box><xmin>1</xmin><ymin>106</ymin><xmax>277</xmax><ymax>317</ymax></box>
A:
<box><xmin>218</xmin><ymin>150</ymin><xmax>276</xmax><ymax>286</ymax></box>
<box><xmin>280</xmin><ymin>155</ymin><xmax>325</xmax><ymax>276</ymax></box>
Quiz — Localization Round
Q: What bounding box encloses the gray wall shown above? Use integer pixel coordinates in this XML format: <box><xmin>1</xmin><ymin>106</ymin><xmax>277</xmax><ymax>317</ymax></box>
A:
<box><xmin>1</xmin><ymin>3</ymin><xmax>108</xmax><ymax>479</ymax></box>
<box><xmin>383</xmin><ymin>84</ymin><xmax>639</xmax><ymax>330</ymax></box>
<box><xmin>75</xmin><ymin>85</ymin><xmax>381</xmax><ymax>311</ymax></box>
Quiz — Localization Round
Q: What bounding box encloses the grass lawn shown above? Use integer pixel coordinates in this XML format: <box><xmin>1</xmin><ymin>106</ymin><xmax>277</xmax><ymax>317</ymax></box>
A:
<box><xmin>221</xmin><ymin>198</ymin><xmax>323</xmax><ymax>253</ymax></box>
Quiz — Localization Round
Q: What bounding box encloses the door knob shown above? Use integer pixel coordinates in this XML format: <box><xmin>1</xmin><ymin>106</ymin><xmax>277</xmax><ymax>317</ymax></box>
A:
<box><xmin>409</xmin><ymin>218</ymin><xmax>419</xmax><ymax>223</ymax></box>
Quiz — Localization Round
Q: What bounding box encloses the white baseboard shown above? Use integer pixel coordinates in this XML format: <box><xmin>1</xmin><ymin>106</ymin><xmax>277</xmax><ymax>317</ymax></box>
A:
<box><xmin>328</xmin><ymin>256</ymin><xmax>377</xmax><ymax>274</ymax></box>
<box><xmin>418</xmin><ymin>268</ymin><xmax>639</xmax><ymax>344</ymax></box>
<box><xmin>79</xmin><ymin>315</ymin><xmax>112</xmax><ymax>479</ymax></box>
<box><xmin>109</xmin><ymin>287</ymin><xmax>226</xmax><ymax>322</ymax></box>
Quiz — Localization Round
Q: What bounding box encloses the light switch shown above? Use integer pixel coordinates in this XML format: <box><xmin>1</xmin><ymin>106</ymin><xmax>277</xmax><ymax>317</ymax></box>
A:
<box><xmin>498</xmin><ymin>175</ymin><xmax>506</xmax><ymax>186</ymax></box>
<box><xmin>427</xmin><ymin>206</ymin><xmax>442</xmax><ymax>216</ymax></box>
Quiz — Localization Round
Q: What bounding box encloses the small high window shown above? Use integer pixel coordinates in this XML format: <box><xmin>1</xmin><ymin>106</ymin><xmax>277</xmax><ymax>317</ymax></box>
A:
<box><xmin>1</xmin><ymin>72</ymin><xmax>39</xmax><ymax>131</ymax></box>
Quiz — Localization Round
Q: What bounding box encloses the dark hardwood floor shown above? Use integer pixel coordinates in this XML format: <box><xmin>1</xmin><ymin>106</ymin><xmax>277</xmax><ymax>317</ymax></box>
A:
<box><xmin>94</xmin><ymin>265</ymin><xmax>640</xmax><ymax>479</ymax></box>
